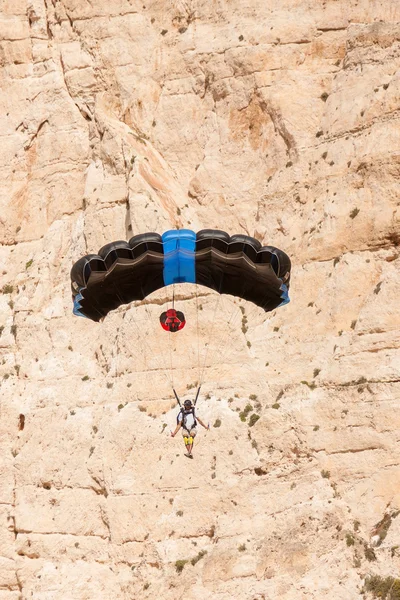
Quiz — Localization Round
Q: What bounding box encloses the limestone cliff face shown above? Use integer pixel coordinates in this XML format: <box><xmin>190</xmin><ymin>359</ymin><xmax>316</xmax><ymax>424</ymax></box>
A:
<box><xmin>0</xmin><ymin>1</ymin><xmax>399</xmax><ymax>599</ymax></box>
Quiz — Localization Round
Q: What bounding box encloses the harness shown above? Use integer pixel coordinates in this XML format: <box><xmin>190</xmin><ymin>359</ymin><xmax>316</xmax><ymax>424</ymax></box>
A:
<box><xmin>173</xmin><ymin>387</ymin><xmax>201</xmax><ymax>432</ymax></box>
<box><xmin>177</xmin><ymin>407</ymin><xmax>197</xmax><ymax>430</ymax></box>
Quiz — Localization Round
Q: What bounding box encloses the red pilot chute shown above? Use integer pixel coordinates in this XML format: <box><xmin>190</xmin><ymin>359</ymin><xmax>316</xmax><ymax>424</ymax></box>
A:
<box><xmin>159</xmin><ymin>309</ymin><xmax>186</xmax><ymax>333</ymax></box>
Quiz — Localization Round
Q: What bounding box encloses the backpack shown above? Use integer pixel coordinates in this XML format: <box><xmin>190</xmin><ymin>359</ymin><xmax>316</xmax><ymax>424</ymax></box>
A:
<box><xmin>177</xmin><ymin>407</ymin><xmax>197</xmax><ymax>429</ymax></box>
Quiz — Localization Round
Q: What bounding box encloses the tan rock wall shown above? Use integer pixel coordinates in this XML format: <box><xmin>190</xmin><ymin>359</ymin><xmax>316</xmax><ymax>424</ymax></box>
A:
<box><xmin>0</xmin><ymin>1</ymin><xmax>399</xmax><ymax>598</ymax></box>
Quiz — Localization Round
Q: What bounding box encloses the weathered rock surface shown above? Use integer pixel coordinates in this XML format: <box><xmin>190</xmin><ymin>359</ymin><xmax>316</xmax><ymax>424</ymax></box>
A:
<box><xmin>0</xmin><ymin>1</ymin><xmax>399</xmax><ymax>598</ymax></box>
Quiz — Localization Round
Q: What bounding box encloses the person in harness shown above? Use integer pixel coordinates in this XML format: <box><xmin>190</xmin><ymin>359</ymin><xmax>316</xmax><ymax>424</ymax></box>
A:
<box><xmin>171</xmin><ymin>398</ymin><xmax>209</xmax><ymax>458</ymax></box>
<box><xmin>160</xmin><ymin>308</ymin><xmax>186</xmax><ymax>333</ymax></box>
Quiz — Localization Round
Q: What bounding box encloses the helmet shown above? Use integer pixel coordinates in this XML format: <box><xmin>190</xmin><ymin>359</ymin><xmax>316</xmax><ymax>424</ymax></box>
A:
<box><xmin>183</xmin><ymin>399</ymin><xmax>193</xmax><ymax>408</ymax></box>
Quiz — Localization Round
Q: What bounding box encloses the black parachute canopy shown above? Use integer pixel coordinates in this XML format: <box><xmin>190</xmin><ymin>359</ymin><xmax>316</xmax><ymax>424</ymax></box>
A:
<box><xmin>71</xmin><ymin>229</ymin><xmax>291</xmax><ymax>322</ymax></box>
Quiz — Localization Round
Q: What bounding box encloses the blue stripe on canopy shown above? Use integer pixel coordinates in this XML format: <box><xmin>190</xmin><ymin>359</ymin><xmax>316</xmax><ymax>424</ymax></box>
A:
<box><xmin>72</xmin><ymin>290</ymin><xmax>88</xmax><ymax>318</ymax></box>
<box><xmin>278</xmin><ymin>283</ymin><xmax>290</xmax><ymax>307</ymax></box>
<box><xmin>162</xmin><ymin>229</ymin><xmax>196</xmax><ymax>285</ymax></box>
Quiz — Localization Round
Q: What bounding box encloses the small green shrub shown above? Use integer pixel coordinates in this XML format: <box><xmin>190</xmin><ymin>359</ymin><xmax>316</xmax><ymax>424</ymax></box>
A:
<box><xmin>313</xmin><ymin>425</ymin><xmax>320</xmax><ymax>431</ymax></box>
<box><xmin>364</xmin><ymin>545</ymin><xmax>377</xmax><ymax>562</ymax></box>
<box><xmin>213</xmin><ymin>419</ymin><xmax>221</xmax><ymax>428</ymax></box>
<box><xmin>208</xmin><ymin>525</ymin><xmax>215</xmax><ymax>538</ymax></box>
<box><xmin>372</xmin><ymin>510</ymin><xmax>399</xmax><ymax>546</ymax></box>
<box><xmin>363</xmin><ymin>575</ymin><xmax>400</xmax><ymax>599</ymax></box>
<box><xmin>350</xmin><ymin>208</ymin><xmax>360</xmax><ymax>219</ymax></box>
<box><xmin>81</xmin><ymin>375</ymin><xmax>89</xmax><ymax>381</ymax></box>
<box><xmin>238</xmin><ymin>544</ymin><xmax>246</xmax><ymax>552</ymax></box>
<box><xmin>2</xmin><ymin>284</ymin><xmax>13</xmax><ymax>294</ymax></box>
<box><xmin>249</xmin><ymin>414</ymin><xmax>260</xmax><ymax>426</ymax></box>
<box><xmin>239</xmin><ymin>404</ymin><xmax>252</xmax><ymax>421</ymax></box>
<box><xmin>25</xmin><ymin>259</ymin><xmax>33</xmax><ymax>269</ymax></box>
<box><xmin>176</xmin><ymin>510</ymin><xmax>183</xmax><ymax>517</ymax></box>
<box><xmin>175</xmin><ymin>559</ymin><xmax>188</xmax><ymax>573</ymax></box>
<box><xmin>301</xmin><ymin>380</ymin><xmax>316</xmax><ymax>390</ymax></box>
<box><xmin>346</xmin><ymin>533</ymin><xmax>355</xmax><ymax>546</ymax></box>
<box><xmin>191</xmin><ymin>550</ymin><xmax>207</xmax><ymax>566</ymax></box>
<box><xmin>321</xmin><ymin>470</ymin><xmax>330</xmax><ymax>479</ymax></box>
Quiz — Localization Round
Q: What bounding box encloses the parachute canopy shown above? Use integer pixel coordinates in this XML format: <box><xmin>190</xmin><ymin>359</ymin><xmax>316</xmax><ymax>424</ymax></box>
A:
<box><xmin>70</xmin><ymin>229</ymin><xmax>291</xmax><ymax>321</ymax></box>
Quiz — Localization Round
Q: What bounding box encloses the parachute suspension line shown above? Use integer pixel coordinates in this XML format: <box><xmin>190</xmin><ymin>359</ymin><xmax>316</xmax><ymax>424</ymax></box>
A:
<box><xmin>194</xmin><ymin>385</ymin><xmax>201</xmax><ymax>406</ymax></box>
<box><xmin>200</xmin><ymin>249</ymin><xmax>267</xmax><ymax>385</ymax></box>
<box><xmin>173</xmin><ymin>388</ymin><xmax>182</xmax><ymax>407</ymax></box>
<box><xmin>114</xmin><ymin>309</ymin><xmax>126</xmax><ymax>378</ymax></box>
<box><xmin>165</xmin><ymin>283</ymin><xmax>181</xmax><ymax>392</ymax></box>
<box><xmin>209</xmin><ymin>278</ymin><xmax>270</xmax><ymax>385</ymax></box>
<box><xmin>195</xmin><ymin>283</ymin><xmax>201</xmax><ymax>388</ymax></box>
<box><xmin>167</xmin><ymin>317</ymin><xmax>175</xmax><ymax>390</ymax></box>
<box><xmin>198</xmin><ymin>261</ymin><xmax>228</xmax><ymax>388</ymax></box>
<box><xmin>107</xmin><ymin>283</ymin><xmax>130</xmax><ymax>378</ymax></box>
<box><xmin>198</xmin><ymin>292</ymin><xmax>222</xmax><ymax>387</ymax></box>
<box><xmin>162</xmin><ymin>283</ymin><xmax>176</xmax><ymax>392</ymax></box>
<box><xmin>129</xmin><ymin>306</ymin><xmax>172</xmax><ymax>389</ymax></box>
<box><xmin>214</xmin><ymin>290</ymin><xmax>256</xmax><ymax>370</ymax></box>
<box><xmin>208</xmin><ymin>303</ymin><xmax>252</xmax><ymax>385</ymax></box>
<box><xmin>138</xmin><ymin>290</ymin><xmax>175</xmax><ymax>389</ymax></box>
<box><xmin>201</xmin><ymin>294</ymin><xmax>243</xmax><ymax>381</ymax></box>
